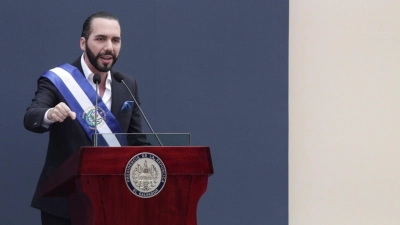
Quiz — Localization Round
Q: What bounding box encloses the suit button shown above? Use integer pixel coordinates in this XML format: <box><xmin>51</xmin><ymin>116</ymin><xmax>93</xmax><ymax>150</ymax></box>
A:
<box><xmin>34</xmin><ymin>122</ymin><xmax>38</xmax><ymax>126</ymax></box>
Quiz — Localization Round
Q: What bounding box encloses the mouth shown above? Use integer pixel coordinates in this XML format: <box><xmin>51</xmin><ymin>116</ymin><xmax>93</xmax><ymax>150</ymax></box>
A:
<box><xmin>100</xmin><ymin>55</ymin><xmax>113</xmax><ymax>63</ymax></box>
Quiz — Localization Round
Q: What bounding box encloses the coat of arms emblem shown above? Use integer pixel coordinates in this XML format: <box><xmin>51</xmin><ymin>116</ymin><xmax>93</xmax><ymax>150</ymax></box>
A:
<box><xmin>82</xmin><ymin>106</ymin><xmax>107</xmax><ymax>129</ymax></box>
<box><xmin>132</xmin><ymin>160</ymin><xmax>159</xmax><ymax>191</ymax></box>
<box><xmin>124</xmin><ymin>152</ymin><xmax>167</xmax><ymax>198</ymax></box>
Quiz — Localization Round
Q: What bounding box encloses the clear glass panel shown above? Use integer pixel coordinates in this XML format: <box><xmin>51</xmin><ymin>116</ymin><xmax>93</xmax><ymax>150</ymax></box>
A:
<box><xmin>93</xmin><ymin>133</ymin><xmax>190</xmax><ymax>147</ymax></box>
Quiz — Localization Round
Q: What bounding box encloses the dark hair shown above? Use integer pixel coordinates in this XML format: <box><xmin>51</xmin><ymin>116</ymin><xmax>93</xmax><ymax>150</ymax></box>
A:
<box><xmin>81</xmin><ymin>12</ymin><xmax>119</xmax><ymax>39</ymax></box>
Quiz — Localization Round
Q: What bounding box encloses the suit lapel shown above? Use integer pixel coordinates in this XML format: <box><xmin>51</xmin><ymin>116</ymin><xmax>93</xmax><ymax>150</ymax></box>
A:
<box><xmin>111</xmin><ymin>71</ymin><xmax>122</xmax><ymax>117</ymax></box>
<box><xmin>111</xmin><ymin>71</ymin><xmax>133</xmax><ymax>132</ymax></box>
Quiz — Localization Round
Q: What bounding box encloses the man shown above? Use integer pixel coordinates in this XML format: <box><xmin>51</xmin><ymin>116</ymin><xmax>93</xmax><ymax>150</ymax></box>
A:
<box><xmin>24</xmin><ymin>12</ymin><xmax>144</xmax><ymax>225</ymax></box>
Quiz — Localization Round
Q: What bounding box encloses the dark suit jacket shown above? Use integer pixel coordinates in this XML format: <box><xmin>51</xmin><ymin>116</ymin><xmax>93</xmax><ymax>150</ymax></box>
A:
<box><xmin>24</xmin><ymin>58</ymin><xmax>144</xmax><ymax>219</ymax></box>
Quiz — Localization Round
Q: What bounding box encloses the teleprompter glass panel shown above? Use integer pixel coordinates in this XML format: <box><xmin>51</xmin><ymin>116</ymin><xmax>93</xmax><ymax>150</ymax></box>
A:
<box><xmin>93</xmin><ymin>133</ymin><xmax>190</xmax><ymax>147</ymax></box>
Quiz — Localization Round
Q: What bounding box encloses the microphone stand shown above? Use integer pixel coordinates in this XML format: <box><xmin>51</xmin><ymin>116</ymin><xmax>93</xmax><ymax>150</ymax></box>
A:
<box><xmin>94</xmin><ymin>83</ymin><xmax>99</xmax><ymax>147</ymax></box>
<box><xmin>120</xmin><ymin>79</ymin><xmax>163</xmax><ymax>146</ymax></box>
<box><xmin>93</xmin><ymin>74</ymin><xmax>101</xmax><ymax>147</ymax></box>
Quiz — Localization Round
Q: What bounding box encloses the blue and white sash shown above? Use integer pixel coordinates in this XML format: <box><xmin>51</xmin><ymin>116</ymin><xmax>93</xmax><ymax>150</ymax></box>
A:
<box><xmin>42</xmin><ymin>63</ymin><xmax>126</xmax><ymax>146</ymax></box>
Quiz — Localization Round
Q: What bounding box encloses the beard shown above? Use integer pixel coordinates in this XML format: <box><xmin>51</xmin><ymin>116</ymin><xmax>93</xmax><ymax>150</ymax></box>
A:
<box><xmin>86</xmin><ymin>42</ymin><xmax>118</xmax><ymax>72</ymax></box>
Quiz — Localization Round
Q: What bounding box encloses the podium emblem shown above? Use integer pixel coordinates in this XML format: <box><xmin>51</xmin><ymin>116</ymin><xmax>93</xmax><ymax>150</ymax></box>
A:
<box><xmin>124</xmin><ymin>152</ymin><xmax>167</xmax><ymax>198</ymax></box>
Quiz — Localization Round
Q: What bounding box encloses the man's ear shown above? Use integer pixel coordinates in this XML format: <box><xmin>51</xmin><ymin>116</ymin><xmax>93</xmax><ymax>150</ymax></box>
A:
<box><xmin>80</xmin><ymin>37</ymin><xmax>86</xmax><ymax>51</ymax></box>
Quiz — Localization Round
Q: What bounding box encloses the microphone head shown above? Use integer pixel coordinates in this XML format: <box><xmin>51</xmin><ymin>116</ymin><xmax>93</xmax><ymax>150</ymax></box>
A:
<box><xmin>113</xmin><ymin>72</ymin><xmax>124</xmax><ymax>83</ymax></box>
<box><xmin>93</xmin><ymin>74</ymin><xmax>101</xmax><ymax>84</ymax></box>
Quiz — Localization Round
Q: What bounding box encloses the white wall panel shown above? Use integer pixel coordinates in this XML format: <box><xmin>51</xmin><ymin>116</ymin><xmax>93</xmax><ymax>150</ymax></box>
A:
<box><xmin>289</xmin><ymin>1</ymin><xmax>400</xmax><ymax>224</ymax></box>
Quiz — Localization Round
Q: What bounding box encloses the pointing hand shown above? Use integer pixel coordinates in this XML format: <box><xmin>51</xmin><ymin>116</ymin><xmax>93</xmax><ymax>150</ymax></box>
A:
<box><xmin>47</xmin><ymin>102</ymin><xmax>76</xmax><ymax>122</ymax></box>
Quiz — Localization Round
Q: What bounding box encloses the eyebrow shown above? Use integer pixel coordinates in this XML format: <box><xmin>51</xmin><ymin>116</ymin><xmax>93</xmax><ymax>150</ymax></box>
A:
<box><xmin>94</xmin><ymin>34</ymin><xmax>121</xmax><ymax>40</ymax></box>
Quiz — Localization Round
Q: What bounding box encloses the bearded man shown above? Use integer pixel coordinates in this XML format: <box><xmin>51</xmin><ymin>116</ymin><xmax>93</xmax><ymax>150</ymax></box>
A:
<box><xmin>24</xmin><ymin>12</ymin><xmax>144</xmax><ymax>225</ymax></box>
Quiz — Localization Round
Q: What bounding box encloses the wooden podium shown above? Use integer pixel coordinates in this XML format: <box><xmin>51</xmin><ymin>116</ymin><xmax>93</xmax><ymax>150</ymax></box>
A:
<box><xmin>40</xmin><ymin>146</ymin><xmax>213</xmax><ymax>225</ymax></box>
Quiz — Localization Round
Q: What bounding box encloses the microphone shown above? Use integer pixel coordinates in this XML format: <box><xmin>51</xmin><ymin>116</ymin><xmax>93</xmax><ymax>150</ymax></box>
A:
<box><xmin>93</xmin><ymin>74</ymin><xmax>101</xmax><ymax>146</ymax></box>
<box><xmin>93</xmin><ymin>74</ymin><xmax>101</xmax><ymax>84</ymax></box>
<box><xmin>113</xmin><ymin>72</ymin><xmax>163</xmax><ymax>146</ymax></box>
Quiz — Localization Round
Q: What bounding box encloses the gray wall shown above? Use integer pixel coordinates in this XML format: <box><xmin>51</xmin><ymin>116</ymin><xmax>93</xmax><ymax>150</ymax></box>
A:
<box><xmin>0</xmin><ymin>1</ymin><xmax>288</xmax><ymax>224</ymax></box>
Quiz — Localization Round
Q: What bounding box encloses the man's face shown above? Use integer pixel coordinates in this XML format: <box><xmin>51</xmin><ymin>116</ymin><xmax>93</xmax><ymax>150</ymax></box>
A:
<box><xmin>80</xmin><ymin>18</ymin><xmax>121</xmax><ymax>74</ymax></box>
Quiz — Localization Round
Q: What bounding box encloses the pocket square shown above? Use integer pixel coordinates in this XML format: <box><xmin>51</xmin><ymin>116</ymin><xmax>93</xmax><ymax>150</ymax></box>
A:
<box><xmin>120</xmin><ymin>100</ymin><xmax>134</xmax><ymax>111</ymax></box>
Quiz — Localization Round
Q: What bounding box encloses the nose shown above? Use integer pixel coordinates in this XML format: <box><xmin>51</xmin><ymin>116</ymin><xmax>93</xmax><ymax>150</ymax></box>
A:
<box><xmin>103</xmin><ymin>40</ymin><xmax>113</xmax><ymax>52</ymax></box>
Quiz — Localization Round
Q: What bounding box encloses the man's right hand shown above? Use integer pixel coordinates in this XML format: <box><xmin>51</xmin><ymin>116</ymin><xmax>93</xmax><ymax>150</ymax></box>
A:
<box><xmin>47</xmin><ymin>102</ymin><xmax>76</xmax><ymax>122</ymax></box>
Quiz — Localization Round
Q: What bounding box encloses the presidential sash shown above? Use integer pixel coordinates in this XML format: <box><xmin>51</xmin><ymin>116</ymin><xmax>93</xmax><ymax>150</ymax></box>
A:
<box><xmin>42</xmin><ymin>63</ymin><xmax>126</xmax><ymax>146</ymax></box>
